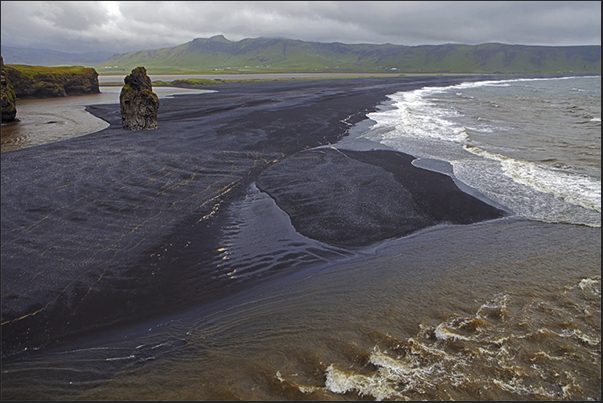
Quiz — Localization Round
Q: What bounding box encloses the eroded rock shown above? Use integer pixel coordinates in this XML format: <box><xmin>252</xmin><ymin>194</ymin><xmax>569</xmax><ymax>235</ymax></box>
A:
<box><xmin>119</xmin><ymin>66</ymin><xmax>159</xmax><ymax>130</ymax></box>
<box><xmin>1</xmin><ymin>56</ymin><xmax>17</xmax><ymax>122</ymax></box>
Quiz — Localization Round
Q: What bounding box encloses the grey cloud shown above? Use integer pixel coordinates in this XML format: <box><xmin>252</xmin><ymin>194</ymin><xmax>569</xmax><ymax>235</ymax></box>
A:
<box><xmin>1</xmin><ymin>1</ymin><xmax>600</xmax><ymax>54</ymax></box>
<box><xmin>34</xmin><ymin>1</ymin><xmax>109</xmax><ymax>31</ymax></box>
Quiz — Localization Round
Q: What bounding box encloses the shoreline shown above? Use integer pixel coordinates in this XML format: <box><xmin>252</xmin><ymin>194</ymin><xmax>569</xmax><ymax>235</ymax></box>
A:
<box><xmin>1</xmin><ymin>74</ymin><xmax>597</xmax><ymax>358</ymax></box>
<box><xmin>1</xmin><ymin>74</ymin><xmax>600</xmax><ymax>401</ymax></box>
<box><xmin>0</xmin><ymin>86</ymin><xmax>215</xmax><ymax>152</ymax></box>
<box><xmin>98</xmin><ymin>71</ymin><xmax>601</xmax><ymax>86</ymax></box>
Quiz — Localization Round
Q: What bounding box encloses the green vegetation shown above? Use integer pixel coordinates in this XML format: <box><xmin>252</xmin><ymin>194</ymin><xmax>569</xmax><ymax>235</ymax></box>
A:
<box><xmin>171</xmin><ymin>78</ymin><xmax>223</xmax><ymax>86</ymax></box>
<box><xmin>95</xmin><ymin>36</ymin><xmax>601</xmax><ymax>75</ymax></box>
<box><xmin>148</xmin><ymin>76</ymin><xmax>399</xmax><ymax>88</ymax></box>
<box><xmin>164</xmin><ymin>77</ymin><xmax>305</xmax><ymax>86</ymax></box>
<box><xmin>6</xmin><ymin>64</ymin><xmax>93</xmax><ymax>76</ymax></box>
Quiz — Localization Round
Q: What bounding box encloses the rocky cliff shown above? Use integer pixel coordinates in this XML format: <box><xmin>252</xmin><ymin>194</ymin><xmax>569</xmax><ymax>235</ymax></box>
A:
<box><xmin>1</xmin><ymin>56</ymin><xmax>17</xmax><ymax>121</ymax></box>
<box><xmin>3</xmin><ymin>64</ymin><xmax>100</xmax><ymax>98</ymax></box>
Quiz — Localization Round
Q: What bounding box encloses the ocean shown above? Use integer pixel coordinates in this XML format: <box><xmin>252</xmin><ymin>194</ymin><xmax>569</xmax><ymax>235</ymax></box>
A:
<box><xmin>361</xmin><ymin>76</ymin><xmax>601</xmax><ymax>227</ymax></box>
<box><xmin>1</xmin><ymin>76</ymin><xmax>600</xmax><ymax>400</ymax></box>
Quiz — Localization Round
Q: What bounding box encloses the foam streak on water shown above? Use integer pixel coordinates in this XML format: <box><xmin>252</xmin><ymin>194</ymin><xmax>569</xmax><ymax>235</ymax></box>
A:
<box><xmin>363</xmin><ymin>76</ymin><xmax>601</xmax><ymax>227</ymax></box>
<box><xmin>324</xmin><ymin>276</ymin><xmax>601</xmax><ymax>400</ymax></box>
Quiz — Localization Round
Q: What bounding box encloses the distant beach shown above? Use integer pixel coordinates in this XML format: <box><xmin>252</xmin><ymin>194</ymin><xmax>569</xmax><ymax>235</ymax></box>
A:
<box><xmin>97</xmin><ymin>72</ymin><xmax>406</xmax><ymax>84</ymax></box>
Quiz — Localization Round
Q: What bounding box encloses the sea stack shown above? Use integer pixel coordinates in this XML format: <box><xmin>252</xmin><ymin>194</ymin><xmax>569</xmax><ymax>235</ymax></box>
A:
<box><xmin>1</xmin><ymin>56</ymin><xmax>17</xmax><ymax>122</ymax></box>
<box><xmin>119</xmin><ymin>66</ymin><xmax>159</xmax><ymax>130</ymax></box>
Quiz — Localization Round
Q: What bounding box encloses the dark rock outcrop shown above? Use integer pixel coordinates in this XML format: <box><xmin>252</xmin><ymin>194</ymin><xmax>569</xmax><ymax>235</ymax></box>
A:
<box><xmin>1</xmin><ymin>56</ymin><xmax>17</xmax><ymax>122</ymax></box>
<box><xmin>119</xmin><ymin>66</ymin><xmax>159</xmax><ymax>130</ymax></box>
<box><xmin>3</xmin><ymin>64</ymin><xmax>100</xmax><ymax>98</ymax></box>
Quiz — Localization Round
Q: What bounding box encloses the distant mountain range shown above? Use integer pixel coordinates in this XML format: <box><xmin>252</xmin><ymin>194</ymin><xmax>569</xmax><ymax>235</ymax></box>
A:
<box><xmin>3</xmin><ymin>36</ymin><xmax>601</xmax><ymax>75</ymax></box>
<box><xmin>1</xmin><ymin>46</ymin><xmax>114</xmax><ymax>66</ymax></box>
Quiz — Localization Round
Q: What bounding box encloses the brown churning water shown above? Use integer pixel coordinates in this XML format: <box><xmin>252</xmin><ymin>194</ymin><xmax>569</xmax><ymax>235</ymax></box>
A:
<box><xmin>1</xmin><ymin>213</ymin><xmax>600</xmax><ymax>400</ymax></box>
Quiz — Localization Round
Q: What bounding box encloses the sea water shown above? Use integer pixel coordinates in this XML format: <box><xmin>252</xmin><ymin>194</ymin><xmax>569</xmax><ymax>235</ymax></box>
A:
<box><xmin>362</xmin><ymin>76</ymin><xmax>601</xmax><ymax>227</ymax></box>
<box><xmin>4</xmin><ymin>218</ymin><xmax>597</xmax><ymax>401</ymax></box>
<box><xmin>2</xmin><ymin>76</ymin><xmax>600</xmax><ymax>401</ymax></box>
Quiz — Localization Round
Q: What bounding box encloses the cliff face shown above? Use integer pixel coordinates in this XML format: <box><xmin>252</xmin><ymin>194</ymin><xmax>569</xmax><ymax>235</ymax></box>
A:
<box><xmin>1</xmin><ymin>57</ymin><xmax>18</xmax><ymax>121</ymax></box>
<box><xmin>4</xmin><ymin>64</ymin><xmax>100</xmax><ymax>98</ymax></box>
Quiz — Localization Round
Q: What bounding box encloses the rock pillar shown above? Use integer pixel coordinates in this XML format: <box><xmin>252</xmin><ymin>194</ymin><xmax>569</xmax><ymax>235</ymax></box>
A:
<box><xmin>119</xmin><ymin>66</ymin><xmax>159</xmax><ymax>130</ymax></box>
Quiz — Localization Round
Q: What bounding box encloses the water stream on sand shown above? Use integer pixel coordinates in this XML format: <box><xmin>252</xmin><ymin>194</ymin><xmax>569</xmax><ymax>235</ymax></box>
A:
<box><xmin>1</xmin><ymin>86</ymin><xmax>214</xmax><ymax>152</ymax></box>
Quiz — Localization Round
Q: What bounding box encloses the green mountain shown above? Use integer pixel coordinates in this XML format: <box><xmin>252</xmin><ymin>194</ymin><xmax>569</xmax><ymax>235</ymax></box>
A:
<box><xmin>96</xmin><ymin>35</ymin><xmax>601</xmax><ymax>75</ymax></box>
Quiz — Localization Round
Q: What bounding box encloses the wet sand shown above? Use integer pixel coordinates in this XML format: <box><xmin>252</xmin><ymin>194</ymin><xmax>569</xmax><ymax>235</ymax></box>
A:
<box><xmin>0</xmin><ymin>74</ymin><xmax>590</xmax><ymax>358</ymax></box>
<box><xmin>1</xmin><ymin>86</ymin><xmax>215</xmax><ymax>152</ymax></box>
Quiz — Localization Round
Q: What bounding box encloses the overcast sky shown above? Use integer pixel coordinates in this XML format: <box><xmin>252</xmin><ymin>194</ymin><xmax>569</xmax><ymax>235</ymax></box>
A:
<box><xmin>1</xmin><ymin>1</ymin><xmax>601</xmax><ymax>54</ymax></box>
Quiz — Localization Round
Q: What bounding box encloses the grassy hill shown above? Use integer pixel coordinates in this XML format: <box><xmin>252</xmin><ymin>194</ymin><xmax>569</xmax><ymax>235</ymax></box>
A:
<box><xmin>95</xmin><ymin>35</ymin><xmax>601</xmax><ymax>75</ymax></box>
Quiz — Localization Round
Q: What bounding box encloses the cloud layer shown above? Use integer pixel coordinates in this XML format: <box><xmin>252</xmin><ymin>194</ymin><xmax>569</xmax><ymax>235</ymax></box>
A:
<box><xmin>1</xmin><ymin>1</ymin><xmax>600</xmax><ymax>54</ymax></box>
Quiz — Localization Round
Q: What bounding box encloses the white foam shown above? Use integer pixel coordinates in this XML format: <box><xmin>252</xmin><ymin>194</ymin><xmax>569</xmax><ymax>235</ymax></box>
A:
<box><xmin>434</xmin><ymin>324</ymin><xmax>472</xmax><ymax>341</ymax></box>
<box><xmin>325</xmin><ymin>364</ymin><xmax>397</xmax><ymax>400</ymax></box>
<box><xmin>324</xmin><ymin>347</ymin><xmax>448</xmax><ymax>400</ymax></box>
<box><xmin>560</xmin><ymin>328</ymin><xmax>601</xmax><ymax>346</ymax></box>
<box><xmin>364</xmin><ymin>77</ymin><xmax>601</xmax><ymax>227</ymax></box>
<box><xmin>578</xmin><ymin>276</ymin><xmax>601</xmax><ymax>296</ymax></box>
<box><xmin>464</xmin><ymin>145</ymin><xmax>601</xmax><ymax>213</ymax></box>
<box><xmin>368</xmin><ymin>90</ymin><xmax>470</xmax><ymax>145</ymax></box>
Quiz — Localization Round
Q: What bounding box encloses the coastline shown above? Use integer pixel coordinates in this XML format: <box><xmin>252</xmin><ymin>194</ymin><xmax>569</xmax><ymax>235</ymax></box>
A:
<box><xmin>1</xmin><ymin>75</ymin><xmax>507</xmax><ymax>355</ymax></box>
<box><xmin>1</xmin><ymin>75</ymin><xmax>599</xmax><ymax>400</ymax></box>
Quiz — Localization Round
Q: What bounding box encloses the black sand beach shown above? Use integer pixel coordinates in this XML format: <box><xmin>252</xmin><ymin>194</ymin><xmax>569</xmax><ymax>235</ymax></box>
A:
<box><xmin>1</xmin><ymin>75</ymin><xmax>601</xmax><ymax>401</ymax></box>
<box><xmin>0</xmin><ymin>75</ymin><xmax>586</xmax><ymax>358</ymax></box>
<box><xmin>1</xmin><ymin>76</ymin><xmax>505</xmax><ymax>357</ymax></box>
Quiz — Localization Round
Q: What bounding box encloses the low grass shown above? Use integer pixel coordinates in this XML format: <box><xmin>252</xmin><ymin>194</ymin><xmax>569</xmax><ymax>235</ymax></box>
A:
<box><xmin>99</xmin><ymin>75</ymin><xmax>405</xmax><ymax>88</ymax></box>
<box><xmin>6</xmin><ymin>64</ymin><xmax>93</xmax><ymax>76</ymax></box>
